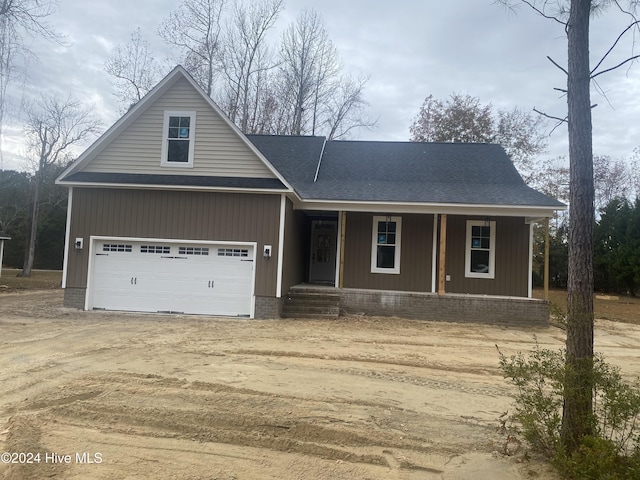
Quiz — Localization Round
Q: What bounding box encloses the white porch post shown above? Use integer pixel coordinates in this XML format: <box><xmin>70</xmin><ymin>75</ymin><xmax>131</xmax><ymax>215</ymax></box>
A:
<box><xmin>438</xmin><ymin>214</ymin><xmax>447</xmax><ymax>295</ymax></box>
<box><xmin>431</xmin><ymin>214</ymin><xmax>438</xmax><ymax>293</ymax></box>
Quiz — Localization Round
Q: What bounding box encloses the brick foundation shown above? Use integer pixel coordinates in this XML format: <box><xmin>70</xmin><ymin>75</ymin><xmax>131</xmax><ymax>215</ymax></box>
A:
<box><xmin>254</xmin><ymin>296</ymin><xmax>282</xmax><ymax>319</ymax></box>
<box><xmin>63</xmin><ymin>287</ymin><xmax>86</xmax><ymax>309</ymax></box>
<box><xmin>339</xmin><ymin>288</ymin><xmax>549</xmax><ymax>326</ymax></box>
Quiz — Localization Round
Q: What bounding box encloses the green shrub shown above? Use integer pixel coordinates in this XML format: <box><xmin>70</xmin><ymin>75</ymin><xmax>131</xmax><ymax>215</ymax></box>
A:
<box><xmin>497</xmin><ymin>342</ymin><xmax>640</xmax><ymax>479</ymax></box>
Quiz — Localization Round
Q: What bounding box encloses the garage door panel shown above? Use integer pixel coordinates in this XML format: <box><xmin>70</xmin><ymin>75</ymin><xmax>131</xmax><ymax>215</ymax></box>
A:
<box><xmin>89</xmin><ymin>240</ymin><xmax>255</xmax><ymax>316</ymax></box>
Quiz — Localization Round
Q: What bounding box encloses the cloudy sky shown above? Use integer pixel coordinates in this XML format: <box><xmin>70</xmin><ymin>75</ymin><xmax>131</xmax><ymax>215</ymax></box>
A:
<box><xmin>2</xmin><ymin>0</ymin><xmax>640</xmax><ymax>171</ymax></box>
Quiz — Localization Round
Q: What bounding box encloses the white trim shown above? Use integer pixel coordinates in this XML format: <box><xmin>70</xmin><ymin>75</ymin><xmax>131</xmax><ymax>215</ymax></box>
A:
<box><xmin>528</xmin><ymin>222</ymin><xmax>534</xmax><ymax>298</ymax></box>
<box><xmin>295</xmin><ymin>199</ymin><xmax>564</xmax><ymax>217</ymax></box>
<box><xmin>431</xmin><ymin>214</ymin><xmax>438</xmax><ymax>293</ymax></box>
<box><xmin>161</xmin><ymin>110</ymin><xmax>196</xmax><ymax>168</ymax></box>
<box><xmin>335</xmin><ymin>211</ymin><xmax>343</xmax><ymax>287</ymax></box>
<box><xmin>371</xmin><ymin>215</ymin><xmax>402</xmax><ymax>274</ymax></box>
<box><xmin>86</xmin><ymin>236</ymin><xmax>257</xmax><ymax>317</ymax></box>
<box><xmin>464</xmin><ymin>220</ymin><xmax>496</xmax><ymax>279</ymax></box>
<box><xmin>0</xmin><ymin>240</ymin><xmax>4</xmax><ymax>278</ymax></box>
<box><xmin>56</xmin><ymin>180</ymin><xmax>290</xmax><ymax>195</ymax></box>
<box><xmin>276</xmin><ymin>194</ymin><xmax>286</xmax><ymax>298</ymax></box>
<box><xmin>61</xmin><ymin>187</ymin><xmax>73</xmax><ymax>288</ymax></box>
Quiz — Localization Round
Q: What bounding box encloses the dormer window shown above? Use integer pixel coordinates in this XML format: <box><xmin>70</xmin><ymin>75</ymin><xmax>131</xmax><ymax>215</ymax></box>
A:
<box><xmin>161</xmin><ymin>111</ymin><xmax>196</xmax><ymax>167</ymax></box>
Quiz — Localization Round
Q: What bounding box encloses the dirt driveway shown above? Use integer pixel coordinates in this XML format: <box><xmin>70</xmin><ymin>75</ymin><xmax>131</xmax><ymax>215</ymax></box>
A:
<box><xmin>1</xmin><ymin>291</ymin><xmax>639</xmax><ymax>479</ymax></box>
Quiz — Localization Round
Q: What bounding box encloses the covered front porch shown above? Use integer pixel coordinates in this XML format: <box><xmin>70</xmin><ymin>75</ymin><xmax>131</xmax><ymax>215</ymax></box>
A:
<box><xmin>280</xmin><ymin>208</ymin><xmax>553</xmax><ymax>324</ymax></box>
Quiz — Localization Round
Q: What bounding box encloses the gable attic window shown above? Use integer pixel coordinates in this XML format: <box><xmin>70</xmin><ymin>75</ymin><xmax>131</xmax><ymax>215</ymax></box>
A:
<box><xmin>161</xmin><ymin>111</ymin><xmax>196</xmax><ymax>167</ymax></box>
<box><xmin>371</xmin><ymin>216</ymin><xmax>401</xmax><ymax>274</ymax></box>
<box><xmin>465</xmin><ymin>220</ymin><xmax>496</xmax><ymax>279</ymax></box>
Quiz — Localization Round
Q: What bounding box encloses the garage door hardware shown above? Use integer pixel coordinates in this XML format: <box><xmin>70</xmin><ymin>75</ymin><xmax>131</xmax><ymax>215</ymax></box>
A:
<box><xmin>130</xmin><ymin>277</ymin><xmax>137</xmax><ymax>285</ymax></box>
<box><xmin>208</xmin><ymin>281</ymin><xmax>215</xmax><ymax>288</ymax></box>
<box><xmin>160</xmin><ymin>256</ymin><xmax>188</xmax><ymax>259</ymax></box>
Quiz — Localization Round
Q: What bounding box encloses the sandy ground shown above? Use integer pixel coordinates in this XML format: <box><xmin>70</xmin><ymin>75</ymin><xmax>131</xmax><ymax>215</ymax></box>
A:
<box><xmin>1</xmin><ymin>291</ymin><xmax>639</xmax><ymax>479</ymax></box>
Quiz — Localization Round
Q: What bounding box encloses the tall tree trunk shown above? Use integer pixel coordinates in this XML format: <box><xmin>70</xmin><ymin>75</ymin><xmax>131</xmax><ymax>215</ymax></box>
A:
<box><xmin>19</xmin><ymin>175</ymin><xmax>40</xmax><ymax>277</ymax></box>
<box><xmin>561</xmin><ymin>0</ymin><xmax>595</xmax><ymax>452</ymax></box>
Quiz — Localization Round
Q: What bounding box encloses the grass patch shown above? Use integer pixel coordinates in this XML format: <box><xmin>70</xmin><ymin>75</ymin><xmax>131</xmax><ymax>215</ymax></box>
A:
<box><xmin>533</xmin><ymin>288</ymin><xmax>640</xmax><ymax>325</ymax></box>
<box><xmin>0</xmin><ymin>269</ymin><xmax>62</xmax><ymax>292</ymax></box>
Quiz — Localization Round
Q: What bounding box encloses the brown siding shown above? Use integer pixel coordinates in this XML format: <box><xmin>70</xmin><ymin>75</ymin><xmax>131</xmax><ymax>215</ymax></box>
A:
<box><xmin>342</xmin><ymin>212</ymin><xmax>434</xmax><ymax>292</ymax></box>
<box><xmin>445</xmin><ymin>216</ymin><xmax>529</xmax><ymax>297</ymax></box>
<box><xmin>281</xmin><ymin>199</ymin><xmax>306</xmax><ymax>294</ymax></box>
<box><xmin>66</xmin><ymin>188</ymin><xmax>281</xmax><ymax>296</ymax></box>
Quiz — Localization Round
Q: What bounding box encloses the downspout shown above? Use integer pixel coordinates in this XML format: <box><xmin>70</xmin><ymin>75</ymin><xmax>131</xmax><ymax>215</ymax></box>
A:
<box><xmin>313</xmin><ymin>138</ymin><xmax>327</xmax><ymax>182</ymax></box>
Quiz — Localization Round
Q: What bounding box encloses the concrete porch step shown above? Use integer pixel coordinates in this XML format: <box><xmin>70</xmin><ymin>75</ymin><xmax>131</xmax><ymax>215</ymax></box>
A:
<box><xmin>281</xmin><ymin>288</ymin><xmax>340</xmax><ymax>319</ymax></box>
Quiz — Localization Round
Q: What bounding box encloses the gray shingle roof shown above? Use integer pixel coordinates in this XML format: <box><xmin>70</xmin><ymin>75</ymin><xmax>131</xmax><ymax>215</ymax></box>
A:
<box><xmin>63</xmin><ymin>172</ymin><xmax>287</xmax><ymax>190</ymax></box>
<box><xmin>247</xmin><ymin>135</ymin><xmax>564</xmax><ymax>207</ymax></box>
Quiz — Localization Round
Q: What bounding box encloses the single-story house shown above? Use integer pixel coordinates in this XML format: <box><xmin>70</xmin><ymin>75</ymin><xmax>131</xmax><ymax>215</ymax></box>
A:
<box><xmin>56</xmin><ymin>66</ymin><xmax>565</xmax><ymax>324</ymax></box>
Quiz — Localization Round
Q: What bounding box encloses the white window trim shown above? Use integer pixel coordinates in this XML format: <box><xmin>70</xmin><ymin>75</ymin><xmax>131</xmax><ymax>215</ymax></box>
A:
<box><xmin>371</xmin><ymin>215</ymin><xmax>401</xmax><ymax>274</ymax></box>
<box><xmin>465</xmin><ymin>220</ymin><xmax>496</xmax><ymax>279</ymax></box>
<box><xmin>161</xmin><ymin>110</ymin><xmax>196</xmax><ymax>168</ymax></box>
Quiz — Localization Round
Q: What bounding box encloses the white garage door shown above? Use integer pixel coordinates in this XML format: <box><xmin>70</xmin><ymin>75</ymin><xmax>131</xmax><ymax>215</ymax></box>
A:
<box><xmin>89</xmin><ymin>239</ymin><xmax>254</xmax><ymax>317</ymax></box>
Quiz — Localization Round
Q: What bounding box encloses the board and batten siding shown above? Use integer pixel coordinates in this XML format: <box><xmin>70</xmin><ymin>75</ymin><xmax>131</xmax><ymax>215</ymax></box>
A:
<box><xmin>82</xmin><ymin>77</ymin><xmax>276</xmax><ymax>178</ymax></box>
<box><xmin>342</xmin><ymin>212</ymin><xmax>434</xmax><ymax>292</ymax></box>
<box><xmin>444</xmin><ymin>216</ymin><xmax>529</xmax><ymax>297</ymax></box>
<box><xmin>66</xmin><ymin>188</ymin><xmax>281</xmax><ymax>297</ymax></box>
<box><xmin>280</xmin><ymin>199</ymin><xmax>306</xmax><ymax>294</ymax></box>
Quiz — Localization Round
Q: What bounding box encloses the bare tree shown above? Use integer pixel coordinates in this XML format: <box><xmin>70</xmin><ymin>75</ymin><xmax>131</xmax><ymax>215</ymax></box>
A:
<box><xmin>158</xmin><ymin>0</ymin><xmax>226</xmax><ymax>96</ymax></box>
<box><xmin>325</xmin><ymin>75</ymin><xmax>376</xmax><ymax>140</ymax></box>
<box><xmin>496</xmin><ymin>0</ymin><xmax>640</xmax><ymax>452</ymax></box>
<box><xmin>105</xmin><ymin>28</ymin><xmax>162</xmax><ymax>112</ymax></box>
<box><xmin>279</xmin><ymin>9</ymin><xmax>340</xmax><ymax>135</ymax></box>
<box><xmin>0</xmin><ymin>0</ymin><xmax>62</xmax><ymax>169</ymax></box>
<box><xmin>219</xmin><ymin>0</ymin><xmax>283</xmax><ymax>132</ymax></box>
<box><xmin>19</xmin><ymin>95</ymin><xmax>101</xmax><ymax>277</ymax></box>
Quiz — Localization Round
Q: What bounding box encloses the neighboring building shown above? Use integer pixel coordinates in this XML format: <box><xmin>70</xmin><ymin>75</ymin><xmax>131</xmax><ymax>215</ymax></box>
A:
<box><xmin>56</xmin><ymin>66</ymin><xmax>564</xmax><ymax>324</ymax></box>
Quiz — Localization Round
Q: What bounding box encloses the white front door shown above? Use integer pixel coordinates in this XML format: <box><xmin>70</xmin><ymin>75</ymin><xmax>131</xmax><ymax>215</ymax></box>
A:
<box><xmin>88</xmin><ymin>239</ymin><xmax>255</xmax><ymax>316</ymax></box>
<box><xmin>309</xmin><ymin>220</ymin><xmax>337</xmax><ymax>284</ymax></box>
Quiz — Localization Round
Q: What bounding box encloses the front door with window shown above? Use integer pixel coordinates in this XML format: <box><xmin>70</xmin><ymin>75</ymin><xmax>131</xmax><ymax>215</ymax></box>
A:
<box><xmin>309</xmin><ymin>220</ymin><xmax>337</xmax><ymax>284</ymax></box>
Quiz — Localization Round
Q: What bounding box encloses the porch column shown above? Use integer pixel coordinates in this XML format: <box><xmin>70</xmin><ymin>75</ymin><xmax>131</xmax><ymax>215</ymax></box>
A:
<box><xmin>544</xmin><ymin>217</ymin><xmax>550</xmax><ymax>301</ymax></box>
<box><xmin>0</xmin><ymin>232</ymin><xmax>10</xmax><ymax>278</ymax></box>
<box><xmin>438</xmin><ymin>214</ymin><xmax>447</xmax><ymax>295</ymax></box>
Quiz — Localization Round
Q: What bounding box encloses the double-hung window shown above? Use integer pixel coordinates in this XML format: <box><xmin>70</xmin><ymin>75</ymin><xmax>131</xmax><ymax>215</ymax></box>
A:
<box><xmin>161</xmin><ymin>111</ymin><xmax>196</xmax><ymax>167</ymax></box>
<box><xmin>371</xmin><ymin>216</ymin><xmax>402</xmax><ymax>274</ymax></box>
<box><xmin>465</xmin><ymin>220</ymin><xmax>496</xmax><ymax>279</ymax></box>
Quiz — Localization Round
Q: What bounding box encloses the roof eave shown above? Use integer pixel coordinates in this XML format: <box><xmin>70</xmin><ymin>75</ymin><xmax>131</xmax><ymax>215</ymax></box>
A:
<box><xmin>294</xmin><ymin>198</ymin><xmax>565</xmax><ymax>217</ymax></box>
<box><xmin>56</xmin><ymin>180</ymin><xmax>291</xmax><ymax>195</ymax></box>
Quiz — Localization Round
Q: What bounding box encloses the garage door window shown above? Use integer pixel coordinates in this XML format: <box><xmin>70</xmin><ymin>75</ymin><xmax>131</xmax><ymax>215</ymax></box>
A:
<box><xmin>179</xmin><ymin>246</ymin><xmax>209</xmax><ymax>255</ymax></box>
<box><xmin>141</xmin><ymin>245</ymin><xmax>170</xmax><ymax>254</ymax></box>
<box><xmin>218</xmin><ymin>248</ymin><xmax>249</xmax><ymax>257</ymax></box>
<box><xmin>103</xmin><ymin>244</ymin><xmax>132</xmax><ymax>252</ymax></box>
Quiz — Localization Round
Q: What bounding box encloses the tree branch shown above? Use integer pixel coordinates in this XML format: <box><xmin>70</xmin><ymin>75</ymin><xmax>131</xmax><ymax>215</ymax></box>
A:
<box><xmin>591</xmin><ymin>54</ymin><xmax>640</xmax><ymax>79</ymax></box>
<box><xmin>547</xmin><ymin>56</ymin><xmax>568</xmax><ymax>75</ymax></box>
<box><xmin>591</xmin><ymin>20</ymin><xmax>640</xmax><ymax>75</ymax></box>
<box><xmin>521</xmin><ymin>0</ymin><xmax>568</xmax><ymax>27</ymax></box>
<box><xmin>533</xmin><ymin>107</ymin><xmax>567</xmax><ymax>124</ymax></box>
